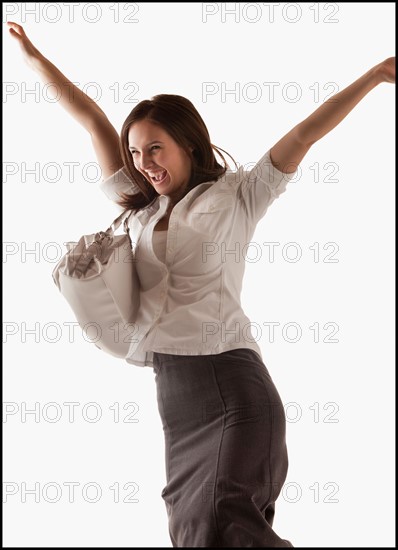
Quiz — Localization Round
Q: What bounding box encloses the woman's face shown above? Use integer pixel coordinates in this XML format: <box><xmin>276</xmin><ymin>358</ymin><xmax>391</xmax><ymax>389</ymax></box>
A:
<box><xmin>128</xmin><ymin>119</ymin><xmax>193</xmax><ymax>205</ymax></box>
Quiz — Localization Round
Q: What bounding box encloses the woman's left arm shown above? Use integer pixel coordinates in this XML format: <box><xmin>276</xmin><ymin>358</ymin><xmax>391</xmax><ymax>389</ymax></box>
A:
<box><xmin>269</xmin><ymin>57</ymin><xmax>395</xmax><ymax>174</ymax></box>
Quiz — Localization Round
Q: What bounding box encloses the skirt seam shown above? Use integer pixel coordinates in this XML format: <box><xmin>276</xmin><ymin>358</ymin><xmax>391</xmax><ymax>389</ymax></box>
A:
<box><xmin>256</xmin><ymin>364</ymin><xmax>275</xmax><ymax>504</ymax></box>
<box><xmin>157</xmin><ymin>375</ymin><xmax>171</xmax><ymax>485</ymax></box>
<box><xmin>209</xmin><ymin>358</ymin><xmax>227</xmax><ymax>548</ymax></box>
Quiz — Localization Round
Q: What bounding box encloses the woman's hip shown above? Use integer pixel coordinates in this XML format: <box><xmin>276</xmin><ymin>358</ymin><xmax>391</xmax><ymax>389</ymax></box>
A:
<box><xmin>152</xmin><ymin>348</ymin><xmax>286</xmax><ymax>433</ymax></box>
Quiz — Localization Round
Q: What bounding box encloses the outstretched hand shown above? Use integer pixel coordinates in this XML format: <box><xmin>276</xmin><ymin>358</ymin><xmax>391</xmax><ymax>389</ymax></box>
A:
<box><xmin>376</xmin><ymin>56</ymin><xmax>395</xmax><ymax>84</ymax></box>
<box><xmin>7</xmin><ymin>21</ymin><xmax>45</xmax><ymax>70</ymax></box>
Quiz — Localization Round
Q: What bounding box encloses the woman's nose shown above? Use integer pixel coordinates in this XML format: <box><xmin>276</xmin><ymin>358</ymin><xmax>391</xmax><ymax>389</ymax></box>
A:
<box><xmin>139</xmin><ymin>153</ymin><xmax>156</xmax><ymax>172</ymax></box>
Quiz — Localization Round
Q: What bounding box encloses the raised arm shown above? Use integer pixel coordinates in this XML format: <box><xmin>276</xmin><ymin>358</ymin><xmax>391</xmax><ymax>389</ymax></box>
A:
<box><xmin>269</xmin><ymin>57</ymin><xmax>396</xmax><ymax>174</ymax></box>
<box><xmin>7</xmin><ymin>21</ymin><xmax>123</xmax><ymax>179</ymax></box>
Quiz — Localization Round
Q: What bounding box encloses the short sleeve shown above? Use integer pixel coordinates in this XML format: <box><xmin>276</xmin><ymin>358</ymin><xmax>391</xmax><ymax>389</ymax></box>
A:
<box><xmin>99</xmin><ymin>166</ymin><xmax>142</xmax><ymax>211</ymax></box>
<box><xmin>233</xmin><ymin>149</ymin><xmax>298</xmax><ymax>225</ymax></box>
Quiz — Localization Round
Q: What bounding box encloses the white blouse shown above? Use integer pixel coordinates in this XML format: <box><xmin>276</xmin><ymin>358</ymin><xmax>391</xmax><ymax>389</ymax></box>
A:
<box><xmin>152</xmin><ymin>229</ymin><xmax>167</xmax><ymax>264</ymax></box>
<box><xmin>100</xmin><ymin>149</ymin><xmax>298</xmax><ymax>368</ymax></box>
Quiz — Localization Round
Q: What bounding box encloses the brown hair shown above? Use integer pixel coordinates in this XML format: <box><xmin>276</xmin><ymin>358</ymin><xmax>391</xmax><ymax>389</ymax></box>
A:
<box><xmin>116</xmin><ymin>94</ymin><xmax>238</xmax><ymax>212</ymax></box>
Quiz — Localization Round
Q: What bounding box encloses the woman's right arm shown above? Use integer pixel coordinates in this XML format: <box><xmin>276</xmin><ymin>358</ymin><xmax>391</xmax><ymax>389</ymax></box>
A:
<box><xmin>7</xmin><ymin>21</ymin><xmax>123</xmax><ymax>179</ymax></box>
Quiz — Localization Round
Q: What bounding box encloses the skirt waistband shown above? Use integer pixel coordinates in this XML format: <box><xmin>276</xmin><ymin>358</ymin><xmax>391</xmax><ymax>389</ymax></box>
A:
<box><xmin>152</xmin><ymin>347</ymin><xmax>264</xmax><ymax>369</ymax></box>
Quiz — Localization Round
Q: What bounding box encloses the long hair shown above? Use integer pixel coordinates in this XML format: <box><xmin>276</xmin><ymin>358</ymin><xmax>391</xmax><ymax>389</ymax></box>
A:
<box><xmin>116</xmin><ymin>94</ymin><xmax>238</xmax><ymax>212</ymax></box>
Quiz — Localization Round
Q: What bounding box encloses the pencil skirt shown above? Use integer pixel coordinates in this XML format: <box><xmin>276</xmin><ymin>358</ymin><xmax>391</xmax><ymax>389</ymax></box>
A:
<box><xmin>152</xmin><ymin>348</ymin><xmax>293</xmax><ymax>548</ymax></box>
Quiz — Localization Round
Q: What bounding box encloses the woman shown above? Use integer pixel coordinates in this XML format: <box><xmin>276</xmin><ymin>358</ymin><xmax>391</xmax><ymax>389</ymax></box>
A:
<box><xmin>8</xmin><ymin>21</ymin><xmax>395</xmax><ymax>548</ymax></box>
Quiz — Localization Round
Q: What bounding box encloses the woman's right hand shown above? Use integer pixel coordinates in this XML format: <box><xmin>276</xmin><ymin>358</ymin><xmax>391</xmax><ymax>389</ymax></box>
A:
<box><xmin>7</xmin><ymin>20</ymin><xmax>123</xmax><ymax>177</ymax></box>
<box><xmin>7</xmin><ymin>21</ymin><xmax>45</xmax><ymax>70</ymax></box>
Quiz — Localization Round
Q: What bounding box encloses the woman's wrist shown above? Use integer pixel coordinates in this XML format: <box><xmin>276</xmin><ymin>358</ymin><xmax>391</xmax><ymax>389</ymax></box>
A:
<box><xmin>28</xmin><ymin>52</ymin><xmax>50</xmax><ymax>73</ymax></box>
<box><xmin>372</xmin><ymin>57</ymin><xmax>396</xmax><ymax>85</ymax></box>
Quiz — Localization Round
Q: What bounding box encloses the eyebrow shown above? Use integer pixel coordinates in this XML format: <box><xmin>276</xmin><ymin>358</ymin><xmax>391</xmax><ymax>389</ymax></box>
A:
<box><xmin>128</xmin><ymin>141</ymin><xmax>164</xmax><ymax>150</ymax></box>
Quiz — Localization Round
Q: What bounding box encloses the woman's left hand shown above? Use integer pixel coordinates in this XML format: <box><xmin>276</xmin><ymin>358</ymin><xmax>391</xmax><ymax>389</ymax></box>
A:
<box><xmin>375</xmin><ymin>56</ymin><xmax>395</xmax><ymax>84</ymax></box>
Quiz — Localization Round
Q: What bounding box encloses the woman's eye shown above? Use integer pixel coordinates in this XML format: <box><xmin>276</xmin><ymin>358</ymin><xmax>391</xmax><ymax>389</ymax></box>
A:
<box><xmin>130</xmin><ymin>146</ymin><xmax>159</xmax><ymax>155</ymax></box>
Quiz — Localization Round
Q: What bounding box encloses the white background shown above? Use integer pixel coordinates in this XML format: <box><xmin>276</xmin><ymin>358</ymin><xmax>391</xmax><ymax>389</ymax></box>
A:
<box><xmin>3</xmin><ymin>2</ymin><xmax>395</xmax><ymax>547</ymax></box>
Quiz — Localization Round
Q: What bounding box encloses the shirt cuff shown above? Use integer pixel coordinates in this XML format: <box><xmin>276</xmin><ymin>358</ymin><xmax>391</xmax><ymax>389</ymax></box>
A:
<box><xmin>99</xmin><ymin>166</ymin><xmax>142</xmax><ymax>204</ymax></box>
<box><xmin>250</xmin><ymin>148</ymin><xmax>298</xmax><ymax>196</ymax></box>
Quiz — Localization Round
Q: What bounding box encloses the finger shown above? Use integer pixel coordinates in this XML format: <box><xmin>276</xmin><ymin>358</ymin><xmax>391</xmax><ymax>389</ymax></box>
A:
<box><xmin>8</xmin><ymin>27</ymin><xmax>22</xmax><ymax>40</ymax></box>
<box><xmin>7</xmin><ymin>21</ymin><xmax>26</xmax><ymax>37</ymax></box>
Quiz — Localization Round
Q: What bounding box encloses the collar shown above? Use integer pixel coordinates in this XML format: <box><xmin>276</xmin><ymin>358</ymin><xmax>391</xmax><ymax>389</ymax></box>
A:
<box><xmin>135</xmin><ymin>194</ymin><xmax>171</xmax><ymax>226</ymax></box>
<box><xmin>134</xmin><ymin>179</ymin><xmax>217</xmax><ymax>226</ymax></box>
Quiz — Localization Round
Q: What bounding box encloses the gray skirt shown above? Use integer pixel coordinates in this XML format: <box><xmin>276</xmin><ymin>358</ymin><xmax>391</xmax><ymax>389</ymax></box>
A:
<box><xmin>152</xmin><ymin>348</ymin><xmax>293</xmax><ymax>548</ymax></box>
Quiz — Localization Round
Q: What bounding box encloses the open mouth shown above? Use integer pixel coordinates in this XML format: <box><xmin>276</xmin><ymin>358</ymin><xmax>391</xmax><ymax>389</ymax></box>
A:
<box><xmin>148</xmin><ymin>169</ymin><xmax>168</xmax><ymax>185</ymax></box>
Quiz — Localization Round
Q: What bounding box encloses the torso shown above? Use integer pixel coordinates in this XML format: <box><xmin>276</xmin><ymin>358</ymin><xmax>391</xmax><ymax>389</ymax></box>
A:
<box><xmin>154</xmin><ymin>215</ymin><xmax>170</xmax><ymax>231</ymax></box>
<box><xmin>154</xmin><ymin>205</ymin><xmax>173</xmax><ymax>231</ymax></box>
